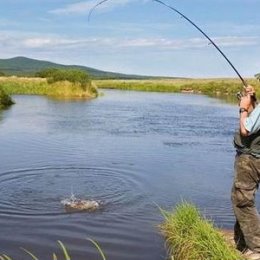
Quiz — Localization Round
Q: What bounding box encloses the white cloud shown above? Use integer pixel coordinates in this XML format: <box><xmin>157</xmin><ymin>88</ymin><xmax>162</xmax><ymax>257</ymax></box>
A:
<box><xmin>0</xmin><ymin>31</ymin><xmax>259</xmax><ymax>52</ymax></box>
<box><xmin>0</xmin><ymin>31</ymin><xmax>259</xmax><ymax>77</ymax></box>
<box><xmin>22</xmin><ymin>37</ymin><xmax>83</xmax><ymax>48</ymax></box>
<box><xmin>213</xmin><ymin>36</ymin><xmax>259</xmax><ymax>47</ymax></box>
<box><xmin>117</xmin><ymin>36</ymin><xmax>260</xmax><ymax>49</ymax></box>
<box><xmin>49</xmin><ymin>0</ymin><xmax>137</xmax><ymax>15</ymax></box>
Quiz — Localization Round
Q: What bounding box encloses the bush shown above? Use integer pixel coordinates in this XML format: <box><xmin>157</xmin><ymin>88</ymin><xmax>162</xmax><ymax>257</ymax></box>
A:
<box><xmin>35</xmin><ymin>68</ymin><xmax>59</xmax><ymax>78</ymax></box>
<box><xmin>35</xmin><ymin>68</ymin><xmax>91</xmax><ymax>90</ymax></box>
<box><xmin>0</xmin><ymin>71</ymin><xmax>5</xmax><ymax>76</ymax></box>
<box><xmin>0</xmin><ymin>87</ymin><xmax>14</xmax><ymax>109</ymax></box>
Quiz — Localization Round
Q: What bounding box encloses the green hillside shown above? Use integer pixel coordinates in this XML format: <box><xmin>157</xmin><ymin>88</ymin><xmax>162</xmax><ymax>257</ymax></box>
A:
<box><xmin>0</xmin><ymin>56</ymin><xmax>161</xmax><ymax>79</ymax></box>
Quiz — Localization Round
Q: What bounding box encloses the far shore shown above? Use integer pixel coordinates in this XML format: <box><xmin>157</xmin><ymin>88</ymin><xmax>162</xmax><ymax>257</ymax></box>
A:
<box><xmin>0</xmin><ymin>76</ymin><xmax>259</xmax><ymax>102</ymax></box>
<box><xmin>94</xmin><ymin>78</ymin><xmax>260</xmax><ymax>99</ymax></box>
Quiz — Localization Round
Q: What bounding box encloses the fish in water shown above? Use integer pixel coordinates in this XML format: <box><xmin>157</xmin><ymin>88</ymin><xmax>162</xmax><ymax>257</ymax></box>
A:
<box><xmin>61</xmin><ymin>193</ymin><xmax>100</xmax><ymax>212</ymax></box>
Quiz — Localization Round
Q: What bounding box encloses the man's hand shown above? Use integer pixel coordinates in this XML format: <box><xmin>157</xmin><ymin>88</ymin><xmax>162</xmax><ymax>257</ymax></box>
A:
<box><xmin>245</xmin><ymin>85</ymin><xmax>255</xmax><ymax>96</ymax></box>
<box><xmin>239</xmin><ymin>85</ymin><xmax>256</xmax><ymax>136</ymax></box>
<box><xmin>240</xmin><ymin>85</ymin><xmax>256</xmax><ymax>111</ymax></box>
<box><xmin>240</xmin><ymin>94</ymin><xmax>252</xmax><ymax>111</ymax></box>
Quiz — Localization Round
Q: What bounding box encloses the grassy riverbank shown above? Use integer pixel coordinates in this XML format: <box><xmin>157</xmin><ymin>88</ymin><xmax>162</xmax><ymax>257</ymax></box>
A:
<box><xmin>160</xmin><ymin>202</ymin><xmax>242</xmax><ymax>260</ymax></box>
<box><xmin>95</xmin><ymin>78</ymin><xmax>260</xmax><ymax>98</ymax></box>
<box><xmin>1</xmin><ymin>76</ymin><xmax>259</xmax><ymax>100</ymax></box>
<box><xmin>0</xmin><ymin>76</ymin><xmax>98</xmax><ymax>98</ymax></box>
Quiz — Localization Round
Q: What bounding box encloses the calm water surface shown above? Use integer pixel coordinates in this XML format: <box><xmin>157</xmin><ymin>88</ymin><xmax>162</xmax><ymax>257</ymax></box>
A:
<box><xmin>0</xmin><ymin>90</ymin><xmax>247</xmax><ymax>259</ymax></box>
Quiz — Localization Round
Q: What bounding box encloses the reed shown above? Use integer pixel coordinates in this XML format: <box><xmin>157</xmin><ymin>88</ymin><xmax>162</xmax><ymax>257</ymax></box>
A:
<box><xmin>160</xmin><ymin>202</ymin><xmax>243</xmax><ymax>260</ymax></box>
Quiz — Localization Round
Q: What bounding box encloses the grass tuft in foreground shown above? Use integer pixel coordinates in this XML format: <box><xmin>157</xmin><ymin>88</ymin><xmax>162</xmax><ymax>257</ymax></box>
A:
<box><xmin>0</xmin><ymin>239</ymin><xmax>106</xmax><ymax>260</ymax></box>
<box><xmin>160</xmin><ymin>202</ymin><xmax>243</xmax><ymax>260</ymax></box>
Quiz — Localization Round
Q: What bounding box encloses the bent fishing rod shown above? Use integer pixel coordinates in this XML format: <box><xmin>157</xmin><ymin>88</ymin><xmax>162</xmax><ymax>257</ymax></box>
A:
<box><xmin>89</xmin><ymin>0</ymin><xmax>254</xmax><ymax>99</ymax></box>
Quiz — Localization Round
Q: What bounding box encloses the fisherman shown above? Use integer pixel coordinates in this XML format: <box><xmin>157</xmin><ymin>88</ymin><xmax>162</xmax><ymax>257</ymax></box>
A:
<box><xmin>232</xmin><ymin>85</ymin><xmax>260</xmax><ymax>259</ymax></box>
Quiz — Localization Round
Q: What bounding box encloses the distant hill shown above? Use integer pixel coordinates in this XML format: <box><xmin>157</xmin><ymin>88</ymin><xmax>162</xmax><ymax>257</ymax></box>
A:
<box><xmin>0</xmin><ymin>56</ymin><xmax>171</xmax><ymax>80</ymax></box>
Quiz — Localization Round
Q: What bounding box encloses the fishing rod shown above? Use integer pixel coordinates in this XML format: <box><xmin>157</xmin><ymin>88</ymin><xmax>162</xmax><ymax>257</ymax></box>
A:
<box><xmin>89</xmin><ymin>0</ymin><xmax>255</xmax><ymax>100</ymax></box>
<box><xmin>153</xmin><ymin>0</ymin><xmax>248</xmax><ymax>88</ymax></box>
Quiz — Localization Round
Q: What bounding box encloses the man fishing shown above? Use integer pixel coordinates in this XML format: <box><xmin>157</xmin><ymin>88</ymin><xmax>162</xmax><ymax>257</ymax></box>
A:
<box><xmin>232</xmin><ymin>85</ymin><xmax>260</xmax><ymax>259</ymax></box>
<box><xmin>89</xmin><ymin>0</ymin><xmax>260</xmax><ymax>257</ymax></box>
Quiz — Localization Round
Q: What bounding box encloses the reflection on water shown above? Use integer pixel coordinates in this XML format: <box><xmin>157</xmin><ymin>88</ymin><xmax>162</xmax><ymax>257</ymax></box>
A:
<box><xmin>0</xmin><ymin>107</ymin><xmax>7</xmax><ymax>124</ymax></box>
<box><xmin>0</xmin><ymin>90</ymin><xmax>246</xmax><ymax>259</ymax></box>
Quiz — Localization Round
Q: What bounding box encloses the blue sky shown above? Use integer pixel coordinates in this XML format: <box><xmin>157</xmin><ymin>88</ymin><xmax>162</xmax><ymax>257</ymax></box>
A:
<box><xmin>1</xmin><ymin>0</ymin><xmax>260</xmax><ymax>77</ymax></box>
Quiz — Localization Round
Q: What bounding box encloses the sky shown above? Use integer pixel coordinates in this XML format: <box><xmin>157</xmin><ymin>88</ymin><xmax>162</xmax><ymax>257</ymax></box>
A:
<box><xmin>1</xmin><ymin>0</ymin><xmax>260</xmax><ymax>78</ymax></box>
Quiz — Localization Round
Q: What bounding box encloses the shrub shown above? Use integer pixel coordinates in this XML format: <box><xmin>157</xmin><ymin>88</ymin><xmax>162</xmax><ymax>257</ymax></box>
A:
<box><xmin>36</xmin><ymin>68</ymin><xmax>91</xmax><ymax>90</ymax></box>
<box><xmin>35</xmin><ymin>68</ymin><xmax>59</xmax><ymax>78</ymax></box>
<box><xmin>0</xmin><ymin>87</ymin><xmax>14</xmax><ymax>109</ymax></box>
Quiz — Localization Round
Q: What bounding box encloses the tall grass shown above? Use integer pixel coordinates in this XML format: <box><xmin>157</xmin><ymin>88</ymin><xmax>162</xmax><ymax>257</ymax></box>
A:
<box><xmin>0</xmin><ymin>239</ymin><xmax>106</xmax><ymax>260</ymax></box>
<box><xmin>160</xmin><ymin>202</ymin><xmax>243</xmax><ymax>260</ymax></box>
<box><xmin>0</xmin><ymin>77</ymin><xmax>98</xmax><ymax>98</ymax></box>
<box><xmin>95</xmin><ymin>78</ymin><xmax>260</xmax><ymax>98</ymax></box>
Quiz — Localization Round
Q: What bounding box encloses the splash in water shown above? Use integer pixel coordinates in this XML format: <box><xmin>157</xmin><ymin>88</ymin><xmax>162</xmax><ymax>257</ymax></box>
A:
<box><xmin>61</xmin><ymin>191</ymin><xmax>100</xmax><ymax>212</ymax></box>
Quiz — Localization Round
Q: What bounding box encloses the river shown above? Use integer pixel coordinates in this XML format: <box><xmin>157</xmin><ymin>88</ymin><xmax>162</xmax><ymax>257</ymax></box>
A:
<box><xmin>0</xmin><ymin>89</ymin><xmax>243</xmax><ymax>259</ymax></box>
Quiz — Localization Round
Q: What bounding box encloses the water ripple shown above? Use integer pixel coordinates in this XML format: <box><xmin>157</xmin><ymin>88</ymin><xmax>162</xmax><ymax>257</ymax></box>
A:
<box><xmin>0</xmin><ymin>166</ymin><xmax>146</xmax><ymax>217</ymax></box>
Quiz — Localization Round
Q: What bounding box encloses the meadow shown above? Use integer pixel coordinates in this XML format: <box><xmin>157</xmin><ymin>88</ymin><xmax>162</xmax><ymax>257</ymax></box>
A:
<box><xmin>95</xmin><ymin>78</ymin><xmax>260</xmax><ymax>100</ymax></box>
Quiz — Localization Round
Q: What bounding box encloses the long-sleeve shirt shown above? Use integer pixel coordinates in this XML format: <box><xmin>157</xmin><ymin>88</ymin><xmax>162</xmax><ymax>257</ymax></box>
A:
<box><xmin>244</xmin><ymin>105</ymin><xmax>260</xmax><ymax>134</ymax></box>
<box><xmin>234</xmin><ymin>104</ymin><xmax>260</xmax><ymax>157</ymax></box>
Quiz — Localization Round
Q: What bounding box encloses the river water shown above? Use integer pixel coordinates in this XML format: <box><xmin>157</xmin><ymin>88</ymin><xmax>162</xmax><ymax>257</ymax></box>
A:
<box><xmin>0</xmin><ymin>90</ymin><xmax>242</xmax><ymax>259</ymax></box>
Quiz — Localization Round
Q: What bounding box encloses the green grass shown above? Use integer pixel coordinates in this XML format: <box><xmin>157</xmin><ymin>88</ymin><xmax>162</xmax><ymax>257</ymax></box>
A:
<box><xmin>0</xmin><ymin>88</ymin><xmax>14</xmax><ymax>109</ymax></box>
<box><xmin>95</xmin><ymin>78</ymin><xmax>260</xmax><ymax>99</ymax></box>
<box><xmin>160</xmin><ymin>202</ymin><xmax>243</xmax><ymax>260</ymax></box>
<box><xmin>0</xmin><ymin>240</ymin><xmax>106</xmax><ymax>260</ymax></box>
<box><xmin>1</xmin><ymin>76</ymin><xmax>259</xmax><ymax>101</ymax></box>
<box><xmin>0</xmin><ymin>77</ymin><xmax>98</xmax><ymax>98</ymax></box>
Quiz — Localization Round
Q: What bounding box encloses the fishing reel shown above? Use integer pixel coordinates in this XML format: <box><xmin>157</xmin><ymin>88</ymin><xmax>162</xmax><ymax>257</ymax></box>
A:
<box><xmin>236</xmin><ymin>91</ymin><xmax>244</xmax><ymax>101</ymax></box>
<box><xmin>236</xmin><ymin>91</ymin><xmax>257</xmax><ymax>107</ymax></box>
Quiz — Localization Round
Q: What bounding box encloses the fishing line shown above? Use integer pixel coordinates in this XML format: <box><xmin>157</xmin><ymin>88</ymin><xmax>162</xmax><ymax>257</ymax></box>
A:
<box><xmin>88</xmin><ymin>0</ymin><xmax>249</xmax><ymax>90</ymax></box>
